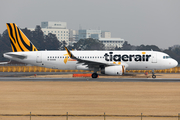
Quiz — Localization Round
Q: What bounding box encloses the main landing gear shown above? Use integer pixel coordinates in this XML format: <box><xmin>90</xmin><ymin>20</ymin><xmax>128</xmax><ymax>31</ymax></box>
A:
<box><xmin>152</xmin><ymin>70</ymin><xmax>156</xmax><ymax>78</ymax></box>
<box><xmin>91</xmin><ymin>73</ymin><xmax>98</xmax><ymax>78</ymax></box>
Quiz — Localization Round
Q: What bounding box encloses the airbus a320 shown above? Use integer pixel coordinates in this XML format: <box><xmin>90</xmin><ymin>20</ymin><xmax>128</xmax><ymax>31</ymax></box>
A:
<box><xmin>3</xmin><ymin>23</ymin><xmax>178</xmax><ymax>78</ymax></box>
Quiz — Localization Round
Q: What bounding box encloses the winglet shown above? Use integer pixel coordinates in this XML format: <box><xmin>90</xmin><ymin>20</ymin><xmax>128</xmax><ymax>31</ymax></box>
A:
<box><xmin>65</xmin><ymin>47</ymin><xmax>75</xmax><ymax>58</ymax></box>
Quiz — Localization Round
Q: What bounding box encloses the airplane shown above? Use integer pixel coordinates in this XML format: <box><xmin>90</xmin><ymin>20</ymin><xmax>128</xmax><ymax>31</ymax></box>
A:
<box><xmin>2</xmin><ymin>23</ymin><xmax>178</xmax><ymax>78</ymax></box>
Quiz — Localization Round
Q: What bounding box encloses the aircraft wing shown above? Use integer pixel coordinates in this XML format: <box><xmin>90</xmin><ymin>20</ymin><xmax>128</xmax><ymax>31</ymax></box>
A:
<box><xmin>65</xmin><ymin>47</ymin><xmax>116</xmax><ymax>68</ymax></box>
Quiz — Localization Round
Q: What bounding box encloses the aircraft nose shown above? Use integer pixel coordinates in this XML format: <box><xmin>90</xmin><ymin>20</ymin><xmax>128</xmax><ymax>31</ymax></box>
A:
<box><xmin>172</xmin><ymin>59</ymin><xmax>178</xmax><ymax>67</ymax></box>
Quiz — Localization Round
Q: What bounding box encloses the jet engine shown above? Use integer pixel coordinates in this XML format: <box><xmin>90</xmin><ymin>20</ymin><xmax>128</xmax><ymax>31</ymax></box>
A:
<box><xmin>76</xmin><ymin>65</ymin><xmax>89</xmax><ymax>70</ymax></box>
<box><xmin>101</xmin><ymin>65</ymin><xmax>125</xmax><ymax>75</ymax></box>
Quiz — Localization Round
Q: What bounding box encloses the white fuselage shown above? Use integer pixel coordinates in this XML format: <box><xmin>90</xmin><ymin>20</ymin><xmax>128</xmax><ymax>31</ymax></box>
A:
<box><xmin>3</xmin><ymin>50</ymin><xmax>178</xmax><ymax>71</ymax></box>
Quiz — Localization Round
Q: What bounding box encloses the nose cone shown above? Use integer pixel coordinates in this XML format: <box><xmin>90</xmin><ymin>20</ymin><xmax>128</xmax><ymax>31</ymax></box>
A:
<box><xmin>172</xmin><ymin>59</ymin><xmax>178</xmax><ymax>67</ymax></box>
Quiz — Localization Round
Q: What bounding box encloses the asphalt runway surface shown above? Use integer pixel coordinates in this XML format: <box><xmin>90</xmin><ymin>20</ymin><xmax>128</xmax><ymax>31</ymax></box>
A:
<box><xmin>0</xmin><ymin>72</ymin><xmax>179</xmax><ymax>82</ymax></box>
<box><xmin>0</xmin><ymin>77</ymin><xmax>180</xmax><ymax>82</ymax></box>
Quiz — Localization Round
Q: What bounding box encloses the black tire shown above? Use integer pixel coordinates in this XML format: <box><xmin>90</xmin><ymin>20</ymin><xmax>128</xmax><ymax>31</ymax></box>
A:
<box><xmin>152</xmin><ymin>75</ymin><xmax>156</xmax><ymax>78</ymax></box>
<box><xmin>92</xmin><ymin>73</ymin><xmax>98</xmax><ymax>78</ymax></box>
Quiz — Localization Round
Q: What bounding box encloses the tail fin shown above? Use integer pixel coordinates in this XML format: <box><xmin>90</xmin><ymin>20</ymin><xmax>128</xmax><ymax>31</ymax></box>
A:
<box><xmin>6</xmin><ymin>23</ymin><xmax>38</xmax><ymax>52</ymax></box>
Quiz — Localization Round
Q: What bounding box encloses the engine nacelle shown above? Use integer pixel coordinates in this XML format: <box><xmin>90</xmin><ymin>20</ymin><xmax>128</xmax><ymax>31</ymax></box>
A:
<box><xmin>76</xmin><ymin>65</ymin><xmax>89</xmax><ymax>70</ymax></box>
<box><xmin>101</xmin><ymin>65</ymin><xmax>125</xmax><ymax>75</ymax></box>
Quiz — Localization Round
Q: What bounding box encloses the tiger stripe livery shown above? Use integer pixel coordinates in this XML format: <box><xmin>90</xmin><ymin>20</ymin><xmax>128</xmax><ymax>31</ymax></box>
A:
<box><xmin>6</xmin><ymin>23</ymin><xmax>38</xmax><ymax>52</ymax></box>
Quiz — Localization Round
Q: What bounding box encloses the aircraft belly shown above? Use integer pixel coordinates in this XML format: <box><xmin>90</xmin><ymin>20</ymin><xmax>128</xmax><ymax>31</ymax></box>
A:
<box><xmin>42</xmin><ymin>60</ymin><xmax>76</xmax><ymax>70</ymax></box>
<box><xmin>61</xmin><ymin>61</ymin><xmax>76</xmax><ymax>70</ymax></box>
<box><xmin>127</xmin><ymin>62</ymin><xmax>154</xmax><ymax>70</ymax></box>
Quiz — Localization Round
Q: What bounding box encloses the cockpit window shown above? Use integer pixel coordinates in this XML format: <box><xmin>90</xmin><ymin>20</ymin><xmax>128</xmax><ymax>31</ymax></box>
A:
<box><xmin>163</xmin><ymin>56</ymin><xmax>171</xmax><ymax>59</ymax></box>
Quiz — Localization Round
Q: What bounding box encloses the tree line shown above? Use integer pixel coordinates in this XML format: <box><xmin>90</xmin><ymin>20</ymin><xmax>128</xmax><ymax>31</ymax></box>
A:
<box><xmin>0</xmin><ymin>26</ymin><xmax>179</xmax><ymax>64</ymax></box>
<box><xmin>116</xmin><ymin>41</ymin><xmax>180</xmax><ymax>64</ymax></box>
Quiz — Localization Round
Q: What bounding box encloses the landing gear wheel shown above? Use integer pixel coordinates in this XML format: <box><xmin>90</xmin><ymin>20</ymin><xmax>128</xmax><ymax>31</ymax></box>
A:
<box><xmin>152</xmin><ymin>69</ymin><xmax>156</xmax><ymax>78</ymax></box>
<box><xmin>92</xmin><ymin>73</ymin><xmax>98</xmax><ymax>78</ymax></box>
<box><xmin>152</xmin><ymin>75</ymin><xmax>156</xmax><ymax>78</ymax></box>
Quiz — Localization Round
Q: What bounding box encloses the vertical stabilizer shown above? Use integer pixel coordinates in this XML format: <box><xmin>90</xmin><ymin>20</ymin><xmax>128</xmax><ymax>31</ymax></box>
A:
<box><xmin>6</xmin><ymin>23</ymin><xmax>38</xmax><ymax>52</ymax></box>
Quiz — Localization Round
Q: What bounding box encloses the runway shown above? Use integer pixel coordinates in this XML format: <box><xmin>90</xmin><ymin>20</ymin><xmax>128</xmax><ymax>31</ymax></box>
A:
<box><xmin>0</xmin><ymin>77</ymin><xmax>180</xmax><ymax>82</ymax></box>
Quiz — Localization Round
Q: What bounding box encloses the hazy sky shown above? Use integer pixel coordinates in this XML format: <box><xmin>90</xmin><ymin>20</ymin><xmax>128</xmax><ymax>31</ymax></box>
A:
<box><xmin>0</xmin><ymin>0</ymin><xmax>180</xmax><ymax>49</ymax></box>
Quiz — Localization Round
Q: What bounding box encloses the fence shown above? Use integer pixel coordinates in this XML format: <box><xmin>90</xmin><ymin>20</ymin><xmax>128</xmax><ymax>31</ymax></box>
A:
<box><xmin>0</xmin><ymin>66</ymin><xmax>90</xmax><ymax>73</ymax></box>
<box><xmin>127</xmin><ymin>66</ymin><xmax>180</xmax><ymax>73</ymax></box>
<box><xmin>0</xmin><ymin>66</ymin><xmax>180</xmax><ymax>73</ymax></box>
<box><xmin>0</xmin><ymin>112</ymin><xmax>180</xmax><ymax>120</ymax></box>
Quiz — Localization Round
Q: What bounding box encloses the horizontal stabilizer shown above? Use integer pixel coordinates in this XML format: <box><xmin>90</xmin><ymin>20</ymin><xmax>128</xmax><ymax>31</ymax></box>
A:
<box><xmin>5</xmin><ymin>53</ymin><xmax>27</xmax><ymax>59</ymax></box>
<box><xmin>0</xmin><ymin>61</ymin><xmax>11</xmax><ymax>64</ymax></box>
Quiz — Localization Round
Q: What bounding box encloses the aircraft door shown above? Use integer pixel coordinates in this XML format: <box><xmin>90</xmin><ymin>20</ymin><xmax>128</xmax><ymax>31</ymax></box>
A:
<box><xmin>152</xmin><ymin>52</ymin><xmax>157</xmax><ymax>63</ymax></box>
<box><xmin>36</xmin><ymin>52</ymin><xmax>42</xmax><ymax>63</ymax></box>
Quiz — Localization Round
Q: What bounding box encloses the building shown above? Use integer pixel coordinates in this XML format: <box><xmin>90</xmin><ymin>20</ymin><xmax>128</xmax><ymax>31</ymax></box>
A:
<box><xmin>78</xmin><ymin>29</ymin><xmax>101</xmax><ymax>40</ymax></box>
<box><xmin>68</xmin><ymin>29</ymin><xmax>79</xmax><ymax>46</ymax></box>
<box><xmin>41</xmin><ymin>28</ymin><xmax>69</xmax><ymax>45</ymax></box>
<box><xmin>29</xmin><ymin>21</ymin><xmax>69</xmax><ymax>45</ymax></box>
<box><xmin>101</xmin><ymin>31</ymin><xmax>111</xmax><ymax>38</ymax></box>
<box><xmin>99</xmin><ymin>38</ymin><xmax>124</xmax><ymax>49</ymax></box>
<box><xmin>77</xmin><ymin>29</ymin><xmax>124</xmax><ymax>49</ymax></box>
<box><xmin>28</xmin><ymin>21</ymin><xmax>125</xmax><ymax>48</ymax></box>
<box><xmin>69</xmin><ymin>29</ymin><xmax>79</xmax><ymax>42</ymax></box>
<box><xmin>41</xmin><ymin>21</ymin><xmax>67</xmax><ymax>29</ymax></box>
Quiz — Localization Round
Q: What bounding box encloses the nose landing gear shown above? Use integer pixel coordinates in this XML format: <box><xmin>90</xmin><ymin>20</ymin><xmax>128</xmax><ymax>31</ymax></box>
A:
<box><xmin>152</xmin><ymin>70</ymin><xmax>156</xmax><ymax>78</ymax></box>
<box><xmin>152</xmin><ymin>74</ymin><xmax>156</xmax><ymax>78</ymax></box>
